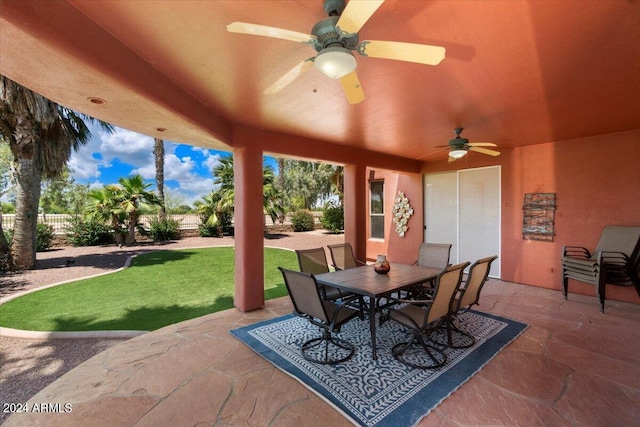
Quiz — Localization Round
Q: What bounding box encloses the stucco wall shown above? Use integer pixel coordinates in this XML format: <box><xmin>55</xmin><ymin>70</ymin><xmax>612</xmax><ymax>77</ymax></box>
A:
<box><xmin>366</xmin><ymin>170</ymin><xmax>424</xmax><ymax>264</ymax></box>
<box><xmin>423</xmin><ymin>129</ymin><xmax>640</xmax><ymax>304</ymax></box>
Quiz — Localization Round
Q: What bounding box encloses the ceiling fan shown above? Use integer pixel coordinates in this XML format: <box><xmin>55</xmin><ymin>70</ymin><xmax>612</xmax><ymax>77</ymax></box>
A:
<box><xmin>435</xmin><ymin>128</ymin><xmax>501</xmax><ymax>163</ymax></box>
<box><xmin>227</xmin><ymin>0</ymin><xmax>446</xmax><ymax>104</ymax></box>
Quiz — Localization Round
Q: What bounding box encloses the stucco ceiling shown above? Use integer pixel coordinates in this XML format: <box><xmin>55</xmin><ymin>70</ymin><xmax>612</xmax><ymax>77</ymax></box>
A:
<box><xmin>1</xmin><ymin>0</ymin><xmax>639</xmax><ymax>163</ymax></box>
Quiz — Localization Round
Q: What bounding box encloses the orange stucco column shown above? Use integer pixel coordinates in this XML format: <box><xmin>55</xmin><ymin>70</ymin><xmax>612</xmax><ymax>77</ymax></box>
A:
<box><xmin>233</xmin><ymin>145</ymin><xmax>265</xmax><ymax>311</ymax></box>
<box><xmin>344</xmin><ymin>163</ymin><xmax>368</xmax><ymax>262</ymax></box>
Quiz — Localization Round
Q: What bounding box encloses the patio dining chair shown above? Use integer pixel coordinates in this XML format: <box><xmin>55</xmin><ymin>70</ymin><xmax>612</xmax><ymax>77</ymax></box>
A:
<box><xmin>296</xmin><ymin>247</ymin><xmax>346</xmax><ymax>301</ymax></box>
<box><xmin>278</xmin><ymin>267</ymin><xmax>360</xmax><ymax>365</ymax></box>
<box><xmin>439</xmin><ymin>255</ymin><xmax>498</xmax><ymax>349</ymax></box>
<box><xmin>410</xmin><ymin>242</ymin><xmax>453</xmax><ymax>297</ymax></box>
<box><xmin>327</xmin><ymin>243</ymin><xmax>367</xmax><ymax>270</ymax></box>
<box><xmin>295</xmin><ymin>248</ymin><xmax>364</xmax><ymax>315</ymax></box>
<box><xmin>384</xmin><ymin>261</ymin><xmax>469</xmax><ymax>369</ymax></box>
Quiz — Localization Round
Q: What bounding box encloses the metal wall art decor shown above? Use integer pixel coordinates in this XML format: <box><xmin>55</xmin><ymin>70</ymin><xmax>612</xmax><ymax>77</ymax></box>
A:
<box><xmin>392</xmin><ymin>191</ymin><xmax>414</xmax><ymax>237</ymax></box>
<box><xmin>522</xmin><ymin>193</ymin><xmax>557</xmax><ymax>241</ymax></box>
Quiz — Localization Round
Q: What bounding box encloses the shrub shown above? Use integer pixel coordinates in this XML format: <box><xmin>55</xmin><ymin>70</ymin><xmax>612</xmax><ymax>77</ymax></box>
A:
<box><xmin>198</xmin><ymin>223</ymin><xmax>221</xmax><ymax>237</ymax></box>
<box><xmin>320</xmin><ymin>203</ymin><xmax>344</xmax><ymax>233</ymax></box>
<box><xmin>149</xmin><ymin>217</ymin><xmax>180</xmax><ymax>242</ymax></box>
<box><xmin>3</xmin><ymin>229</ymin><xmax>13</xmax><ymax>246</ymax></box>
<box><xmin>291</xmin><ymin>209</ymin><xmax>315</xmax><ymax>232</ymax></box>
<box><xmin>65</xmin><ymin>217</ymin><xmax>115</xmax><ymax>247</ymax></box>
<box><xmin>36</xmin><ymin>224</ymin><xmax>54</xmax><ymax>251</ymax></box>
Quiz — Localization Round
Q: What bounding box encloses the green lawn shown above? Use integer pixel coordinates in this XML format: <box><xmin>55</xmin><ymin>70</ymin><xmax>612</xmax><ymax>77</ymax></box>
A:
<box><xmin>0</xmin><ymin>247</ymin><xmax>298</xmax><ymax>332</ymax></box>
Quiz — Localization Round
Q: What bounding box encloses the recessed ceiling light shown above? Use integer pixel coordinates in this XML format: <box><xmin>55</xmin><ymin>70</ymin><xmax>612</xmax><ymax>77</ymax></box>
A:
<box><xmin>156</xmin><ymin>127</ymin><xmax>167</xmax><ymax>132</ymax></box>
<box><xmin>87</xmin><ymin>97</ymin><xmax>106</xmax><ymax>105</ymax></box>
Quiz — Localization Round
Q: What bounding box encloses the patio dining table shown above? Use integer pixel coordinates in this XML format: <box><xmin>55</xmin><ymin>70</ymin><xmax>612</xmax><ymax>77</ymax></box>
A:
<box><xmin>315</xmin><ymin>263</ymin><xmax>440</xmax><ymax>360</ymax></box>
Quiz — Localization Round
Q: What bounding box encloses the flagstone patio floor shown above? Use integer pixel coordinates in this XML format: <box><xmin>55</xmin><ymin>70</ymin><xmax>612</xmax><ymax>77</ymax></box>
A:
<box><xmin>2</xmin><ymin>277</ymin><xmax>639</xmax><ymax>426</ymax></box>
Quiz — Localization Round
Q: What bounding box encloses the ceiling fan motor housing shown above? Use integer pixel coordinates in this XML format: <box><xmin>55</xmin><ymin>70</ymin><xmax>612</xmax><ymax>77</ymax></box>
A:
<box><xmin>312</xmin><ymin>17</ymin><xmax>358</xmax><ymax>51</ymax></box>
<box><xmin>449</xmin><ymin>127</ymin><xmax>468</xmax><ymax>147</ymax></box>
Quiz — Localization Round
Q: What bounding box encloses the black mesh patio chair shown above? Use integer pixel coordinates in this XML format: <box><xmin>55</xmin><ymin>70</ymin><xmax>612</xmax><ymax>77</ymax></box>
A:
<box><xmin>278</xmin><ymin>267</ymin><xmax>360</xmax><ymax>365</ymax></box>
<box><xmin>562</xmin><ymin>226</ymin><xmax>640</xmax><ymax>312</ymax></box>
<box><xmin>384</xmin><ymin>261</ymin><xmax>469</xmax><ymax>369</ymax></box>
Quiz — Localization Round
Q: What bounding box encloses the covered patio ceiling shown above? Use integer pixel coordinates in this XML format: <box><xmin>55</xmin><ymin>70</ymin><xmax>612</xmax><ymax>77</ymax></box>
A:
<box><xmin>1</xmin><ymin>0</ymin><xmax>639</xmax><ymax>163</ymax></box>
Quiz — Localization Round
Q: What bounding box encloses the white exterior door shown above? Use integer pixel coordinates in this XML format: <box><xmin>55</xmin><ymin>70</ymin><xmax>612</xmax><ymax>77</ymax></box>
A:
<box><xmin>423</xmin><ymin>166</ymin><xmax>501</xmax><ymax>277</ymax></box>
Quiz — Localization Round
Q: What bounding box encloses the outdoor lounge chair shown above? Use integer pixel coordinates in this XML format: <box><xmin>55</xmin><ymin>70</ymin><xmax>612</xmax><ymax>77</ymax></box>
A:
<box><xmin>440</xmin><ymin>255</ymin><xmax>498</xmax><ymax>348</ymax></box>
<box><xmin>562</xmin><ymin>226</ymin><xmax>640</xmax><ymax>312</ymax></box>
<box><xmin>384</xmin><ymin>262</ymin><xmax>469</xmax><ymax>369</ymax></box>
<box><xmin>327</xmin><ymin>243</ymin><xmax>366</xmax><ymax>270</ymax></box>
<box><xmin>278</xmin><ymin>267</ymin><xmax>360</xmax><ymax>364</ymax></box>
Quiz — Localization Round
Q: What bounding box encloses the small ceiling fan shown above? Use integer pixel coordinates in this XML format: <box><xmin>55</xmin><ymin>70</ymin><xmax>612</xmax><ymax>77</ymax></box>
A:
<box><xmin>435</xmin><ymin>128</ymin><xmax>500</xmax><ymax>163</ymax></box>
<box><xmin>227</xmin><ymin>0</ymin><xmax>446</xmax><ymax>104</ymax></box>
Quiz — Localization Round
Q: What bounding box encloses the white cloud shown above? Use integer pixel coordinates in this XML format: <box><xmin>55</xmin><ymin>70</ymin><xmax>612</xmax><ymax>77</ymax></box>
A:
<box><xmin>99</xmin><ymin>128</ymin><xmax>154</xmax><ymax>168</ymax></box>
<box><xmin>68</xmin><ymin>125</ymin><xmax>222</xmax><ymax>204</ymax></box>
<box><xmin>165</xmin><ymin>155</ymin><xmax>197</xmax><ymax>181</ymax></box>
<box><xmin>68</xmin><ymin>150</ymin><xmax>101</xmax><ymax>180</ymax></box>
<box><xmin>203</xmin><ymin>152</ymin><xmax>222</xmax><ymax>172</ymax></box>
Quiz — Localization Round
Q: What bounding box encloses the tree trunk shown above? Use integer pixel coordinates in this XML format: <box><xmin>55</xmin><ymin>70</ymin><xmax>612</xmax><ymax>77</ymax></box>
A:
<box><xmin>154</xmin><ymin>138</ymin><xmax>166</xmax><ymax>221</ymax></box>
<box><xmin>277</xmin><ymin>158</ymin><xmax>285</xmax><ymax>223</ymax></box>
<box><xmin>12</xmin><ymin>156</ymin><xmax>38</xmax><ymax>269</ymax></box>
<box><xmin>126</xmin><ymin>211</ymin><xmax>137</xmax><ymax>245</ymax></box>
<box><xmin>10</xmin><ymin>115</ymin><xmax>40</xmax><ymax>270</ymax></box>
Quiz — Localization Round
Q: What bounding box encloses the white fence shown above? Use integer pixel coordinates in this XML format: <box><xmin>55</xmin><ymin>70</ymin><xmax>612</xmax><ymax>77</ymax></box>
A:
<box><xmin>1</xmin><ymin>212</ymin><xmax>322</xmax><ymax>234</ymax></box>
<box><xmin>1</xmin><ymin>214</ymin><xmax>200</xmax><ymax>234</ymax></box>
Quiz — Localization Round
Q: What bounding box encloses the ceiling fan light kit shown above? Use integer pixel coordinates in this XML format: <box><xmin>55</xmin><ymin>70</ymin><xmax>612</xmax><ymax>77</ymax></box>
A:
<box><xmin>449</xmin><ymin>149</ymin><xmax>467</xmax><ymax>159</ymax></box>
<box><xmin>314</xmin><ymin>47</ymin><xmax>357</xmax><ymax>79</ymax></box>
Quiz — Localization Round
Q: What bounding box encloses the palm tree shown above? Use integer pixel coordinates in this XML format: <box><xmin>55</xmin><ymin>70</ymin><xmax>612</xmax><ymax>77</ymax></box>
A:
<box><xmin>208</xmin><ymin>154</ymin><xmax>284</xmax><ymax>226</ymax></box>
<box><xmin>117</xmin><ymin>174</ymin><xmax>161</xmax><ymax>244</ymax></box>
<box><xmin>262</xmin><ymin>165</ymin><xmax>284</xmax><ymax>224</ymax></box>
<box><xmin>85</xmin><ymin>185</ymin><xmax>127</xmax><ymax>245</ymax></box>
<box><xmin>212</xmin><ymin>155</ymin><xmax>234</xmax><ymax>190</ymax></box>
<box><xmin>0</xmin><ymin>75</ymin><xmax>113</xmax><ymax>269</ymax></box>
<box><xmin>276</xmin><ymin>157</ymin><xmax>286</xmax><ymax>223</ymax></box>
<box><xmin>153</xmin><ymin>138</ymin><xmax>166</xmax><ymax>221</ymax></box>
<box><xmin>195</xmin><ymin>190</ymin><xmax>234</xmax><ymax>236</ymax></box>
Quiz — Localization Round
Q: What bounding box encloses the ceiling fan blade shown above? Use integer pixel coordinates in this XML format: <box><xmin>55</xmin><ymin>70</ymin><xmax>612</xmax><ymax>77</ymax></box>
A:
<box><xmin>340</xmin><ymin>71</ymin><xmax>365</xmax><ymax>104</ymax></box>
<box><xmin>227</xmin><ymin>22</ymin><xmax>317</xmax><ymax>44</ymax></box>
<box><xmin>468</xmin><ymin>142</ymin><xmax>497</xmax><ymax>147</ymax></box>
<box><xmin>264</xmin><ymin>60</ymin><xmax>314</xmax><ymax>95</ymax></box>
<box><xmin>433</xmin><ymin>144</ymin><xmax>451</xmax><ymax>148</ymax></box>
<box><xmin>470</xmin><ymin>147</ymin><xmax>501</xmax><ymax>156</ymax></box>
<box><xmin>448</xmin><ymin>156</ymin><xmax>457</xmax><ymax>163</ymax></box>
<box><xmin>357</xmin><ymin>40</ymin><xmax>446</xmax><ymax>65</ymax></box>
<box><xmin>336</xmin><ymin>0</ymin><xmax>385</xmax><ymax>37</ymax></box>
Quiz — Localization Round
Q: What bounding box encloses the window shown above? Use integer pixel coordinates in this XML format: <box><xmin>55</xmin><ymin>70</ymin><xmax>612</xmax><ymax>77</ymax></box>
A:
<box><xmin>370</xmin><ymin>180</ymin><xmax>384</xmax><ymax>239</ymax></box>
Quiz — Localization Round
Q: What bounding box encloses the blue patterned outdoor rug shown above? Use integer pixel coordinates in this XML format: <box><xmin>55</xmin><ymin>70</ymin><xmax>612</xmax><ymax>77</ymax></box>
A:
<box><xmin>231</xmin><ymin>310</ymin><xmax>526</xmax><ymax>427</ymax></box>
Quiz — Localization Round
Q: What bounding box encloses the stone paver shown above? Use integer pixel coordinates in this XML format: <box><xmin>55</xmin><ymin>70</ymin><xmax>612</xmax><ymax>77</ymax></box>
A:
<box><xmin>2</xmin><ymin>232</ymin><xmax>640</xmax><ymax>426</ymax></box>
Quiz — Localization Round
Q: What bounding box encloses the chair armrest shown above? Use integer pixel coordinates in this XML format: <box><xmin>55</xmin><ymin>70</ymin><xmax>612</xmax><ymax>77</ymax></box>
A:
<box><xmin>600</xmin><ymin>251</ymin><xmax>632</xmax><ymax>269</ymax></box>
<box><xmin>388</xmin><ymin>297</ymin><xmax>434</xmax><ymax>305</ymax></box>
<box><xmin>563</xmin><ymin>245</ymin><xmax>592</xmax><ymax>259</ymax></box>
<box><xmin>600</xmin><ymin>251</ymin><xmax>630</xmax><ymax>262</ymax></box>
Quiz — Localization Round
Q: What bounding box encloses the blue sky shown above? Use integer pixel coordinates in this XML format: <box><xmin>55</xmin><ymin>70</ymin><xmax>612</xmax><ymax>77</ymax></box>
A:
<box><xmin>68</xmin><ymin>123</ymin><xmax>277</xmax><ymax>205</ymax></box>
